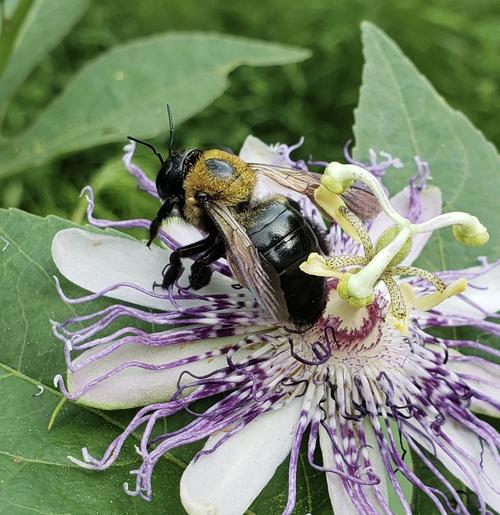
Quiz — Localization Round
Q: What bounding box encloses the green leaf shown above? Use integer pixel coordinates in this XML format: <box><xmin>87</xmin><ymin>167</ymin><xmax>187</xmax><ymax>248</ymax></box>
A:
<box><xmin>0</xmin><ymin>33</ymin><xmax>309</xmax><ymax>178</ymax></box>
<box><xmin>0</xmin><ymin>207</ymin><xmax>327</xmax><ymax>514</ymax></box>
<box><xmin>409</xmin><ymin>445</ymin><xmax>487</xmax><ymax>514</ymax></box>
<box><xmin>0</xmin><ymin>208</ymin><xmax>187</xmax><ymax>513</ymax></box>
<box><xmin>354</xmin><ymin>21</ymin><xmax>500</xmax><ymax>271</ymax></box>
<box><xmin>0</xmin><ymin>366</ymin><xmax>186</xmax><ymax>515</ymax></box>
<box><xmin>0</xmin><ymin>0</ymin><xmax>90</xmax><ymax>123</ymax></box>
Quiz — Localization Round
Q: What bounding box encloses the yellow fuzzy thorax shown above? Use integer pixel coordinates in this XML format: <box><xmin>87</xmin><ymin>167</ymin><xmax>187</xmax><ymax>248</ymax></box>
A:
<box><xmin>182</xmin><ymin>149</ymin><xmax>256</xmax><ymax>227</ymax></box>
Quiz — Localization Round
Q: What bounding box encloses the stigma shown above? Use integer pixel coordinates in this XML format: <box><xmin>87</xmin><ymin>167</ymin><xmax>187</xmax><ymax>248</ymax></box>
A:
<box><xmin>303</xmin><ymin>161</ymin><xmax>489</xmax><ymax>333</ymax></box>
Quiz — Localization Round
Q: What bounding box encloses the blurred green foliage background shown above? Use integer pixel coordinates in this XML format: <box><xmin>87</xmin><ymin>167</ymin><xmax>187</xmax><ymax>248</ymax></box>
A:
<box><xmin>1</xmin><ymin>0</ymin><xmax>499</xmax><ymax>224</ymax></box>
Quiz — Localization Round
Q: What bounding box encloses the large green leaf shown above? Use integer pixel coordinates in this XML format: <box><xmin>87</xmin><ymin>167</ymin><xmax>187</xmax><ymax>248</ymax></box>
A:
<box><xmin>0</xmin><ymin>366</ymin><xmax>185</xmax><ymax>515</ymax></box>
<box><xmin>0</xmin><ymin>208</ymin><xmax>328</xmax><ymax>514</ymax></box>
<box><xmin>0</xmin><ymin>33</ymin><xmax>309</xmax><ymax>178</ymax></box>
<box><xmin>0</xmin><ymin>0</ymin><xmax>90</xmax><ymax>124</ymax></box>
<box><xmin>0</xmin><ymin>209</ymin><xmax>186</xmax><ymax>513</ymax></box>
<box><xmin>353</xmin><ymin>23</ymin><xmax>499</xmax><ymax>513</ymax></box>
<box><xmin>353</xmin><ymin>22</ymin><xmax>500</xmax><ymax>271</ymax></box>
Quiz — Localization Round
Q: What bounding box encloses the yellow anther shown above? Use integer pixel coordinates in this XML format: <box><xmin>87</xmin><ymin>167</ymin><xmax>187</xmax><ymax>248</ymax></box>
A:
<box><xmin>314</xmin><ymin>185</ymin><xmax>361</xmax><ymax>242</ymax></box>
<box><xmin>300</xmin><ymin>253</ymin><xmax>368</xmax><ymax>278</ymax></box>
<box><xmin>299</xmin><ymin>253</ymin><xmax>342</xmax><ymax>278</ymax></box>
<box><xmin>400</xmin><ymin>278</ymin><xmax>467</xmax><ymax>313</ymax></box>
<box><xmin>387</xmin><ymin>313</ymin><xmax>410</xmax><ymax>335</ymax></box>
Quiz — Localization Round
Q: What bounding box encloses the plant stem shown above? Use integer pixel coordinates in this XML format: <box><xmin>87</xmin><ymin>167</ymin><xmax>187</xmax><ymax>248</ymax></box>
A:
<box><xmin>0</xmin><ymin>0</ymin><xmax>34</xmax><ymax>80</ymax></box>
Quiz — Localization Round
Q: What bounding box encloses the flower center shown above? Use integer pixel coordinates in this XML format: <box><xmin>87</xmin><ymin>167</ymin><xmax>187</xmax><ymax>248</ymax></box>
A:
<box><xmin>282</xmin><ymin>281</ymin><xmax>389</xmax><ymax>370</ymax></box>
<box><xmin>302</xmin><ymin>160</ymin><xmax>489</xmax><ymax>333</ymax></box>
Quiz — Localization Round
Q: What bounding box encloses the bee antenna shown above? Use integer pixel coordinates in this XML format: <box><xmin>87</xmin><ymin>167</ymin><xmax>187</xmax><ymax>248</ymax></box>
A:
<box><xmin>166</xmin><ymin>104</ymin><xmax>174</xmax><ymax>156</ymax></box>
<box><xmin>127</xmin><ymin>136</ymin><xmax>164</xmax><ymax>165</ymax></box>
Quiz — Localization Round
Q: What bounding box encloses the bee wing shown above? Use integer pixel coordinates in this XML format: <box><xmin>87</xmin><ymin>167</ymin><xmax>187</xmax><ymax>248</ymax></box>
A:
<box><xmin>250</xmin><ymin>163</ymin><xmax>381</xmax><ymax>221</ymax></box>
<box><xmin>204</xmin><ymin>200</ymin><xmax>289</xmax><ymax>324</ymax></box>
<box><xmin>339</xmin><ymin>183</ymin><xmax>382</xmax><ymax>221</ymax></box>
<box><xmin>250</xmin><ymin>163</ymin><xmax>321</xmax><ymax>198</ymax></box>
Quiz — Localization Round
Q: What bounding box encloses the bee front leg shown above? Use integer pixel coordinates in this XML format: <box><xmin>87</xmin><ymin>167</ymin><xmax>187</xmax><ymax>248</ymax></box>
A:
<box><xmin>147</xmin><ymin>197</ymin><xmax>177</xmax><ymax>247</ymax></box>
<box><xmin>189</xmin><ymin>240</ymin><xmax>225</xmax><ymax>290</ymax></box>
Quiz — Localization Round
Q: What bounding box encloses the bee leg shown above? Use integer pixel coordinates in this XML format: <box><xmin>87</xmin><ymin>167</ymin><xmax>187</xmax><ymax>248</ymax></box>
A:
<box><xmin>147</xmin><ymin>197</ymin><xmax>177</xmax><ymax>247</ymax></box>
<box><xmin>160</xmin><ymin>252</ymin><xmax>184</xmax><ymax>289</ymax></box>
<box><xmin>189</xmin><ymin>240</ymin><xmax>225</xmax><ymax>290</ymax></box>
<box><xmin>159</xmin><ymin>232</ymin><xmax>218</xmax><ymax>289</ymax></box>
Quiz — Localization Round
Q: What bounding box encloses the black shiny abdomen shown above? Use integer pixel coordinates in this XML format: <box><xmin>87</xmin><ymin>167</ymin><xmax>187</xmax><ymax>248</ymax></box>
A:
<box><xmin>245</xmin><ymin>199</ymin><xmax>327</xmax><ymax>325</ymax></box>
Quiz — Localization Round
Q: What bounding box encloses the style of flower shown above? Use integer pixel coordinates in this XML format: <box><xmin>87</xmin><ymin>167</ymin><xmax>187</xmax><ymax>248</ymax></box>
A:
<box><xmin>51</xmin><ymin>136</ymin><xmax>500</xmax><ymax>515</ymax></box>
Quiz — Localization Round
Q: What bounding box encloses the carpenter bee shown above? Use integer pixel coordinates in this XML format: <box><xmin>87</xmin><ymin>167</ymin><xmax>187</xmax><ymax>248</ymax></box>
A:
<box><xmin>128</xmin><ymin>107</ymin><xmax>379</xmax><ymax>326</ymax></box>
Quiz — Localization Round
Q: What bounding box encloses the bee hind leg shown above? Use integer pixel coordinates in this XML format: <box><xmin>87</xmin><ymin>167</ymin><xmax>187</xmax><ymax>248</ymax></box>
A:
<box><xmin>158</xmin><ymin>252</ymin><xmax>184</xmax><ymax>289</ymax></box>
<box><xmin>156</xmin><ymin>232</ymin><xmax>218</xmax><ymax>290</ymax></box>
<box><xmin>189</xmin><ymin>240</ymin><xmax>225</xmax><ymax>290</ymax></box>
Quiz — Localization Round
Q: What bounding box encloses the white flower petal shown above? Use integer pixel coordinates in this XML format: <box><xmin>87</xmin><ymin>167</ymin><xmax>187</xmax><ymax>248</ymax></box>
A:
<box><xmin>162</xmin><ymin>216</ymin><xmax>206</xmax><ymax>247</ymax></box>
<box><xmin>319</xmin><ymin>420</ymin><xmax>388</xmax><ymax>515</ymax></box>
<box><xmin>435</xmin><ymin>262</ymin><xmax>500</xmax><ymax>318</ymax></box>
<box><xmin>180</xmin><ymin>399</ymin><xmax>302</xmax><ymax>515</ymax></box>
<box><xmin>427</xmin><ymin>346</ymin><xmax>500</xmax><ymax>417</ymax></box>
<box><xmin>239</xmin><ymin>134</ymin><xmax>321</xmax><ymax>224</ymax></box>
<box><xmin>254</xmin><ymin>173</ymin><xmax>295</xmax><ymax>200</ymax></box>
<box><xmin>240</xmin><ymin>136</ymin><xmax>294</xmax><ymax>200</ymax></box>
<box><xmin>68</xmin><ymin>334</ymin><xmax>241</xmax><ymax>409</ymax></box>
<box><xmin>368</xmin><ymin>186</ymin><xmax>442</xmax><ymax>266</ymax></box>
<box><xmin>238</xmin><ymin>135</ymin><xmax>282</xmax><ymax>164</ymax></box>
<box><xmin>52</xmin><ymin>228</ymin><xmax>245</xmax><ymax>309</ymax></box>
<box><xmin>409</xmin><ymin>418</ymin><xmax>500</xmax><ymax>512</ymax></box>
<box><xmin>447</xmin><ymin>355</ymin><xmax>500</xmax><ymax>417</ymax></box>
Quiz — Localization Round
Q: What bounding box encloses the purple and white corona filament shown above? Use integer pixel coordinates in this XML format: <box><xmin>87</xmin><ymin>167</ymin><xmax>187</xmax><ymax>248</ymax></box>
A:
<box><xmin>51</xmin><ymin>136</ymin><xmax>500</xmax><ymax>515</ymax></box>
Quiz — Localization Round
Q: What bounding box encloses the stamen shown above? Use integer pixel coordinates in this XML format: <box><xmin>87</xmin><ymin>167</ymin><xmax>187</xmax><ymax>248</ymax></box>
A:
<box><xmin>311</xmin><ymin>160</ymin><xmax>490</xmax><ymax>331</ymax></box>
<box><xmin>382</xmin><ymin>276</ymin><xmax>410</xmax><ymax>334</ymax></box>
<box><xmin>299</xmin><ymin>253</ymin><xmax>342</xmax><ymax>278</ymax></box>
<box><xmin>338</xmin><ymin>206</ymin><xmax>375</xmax><ymax>259</ymax></box>
<box><xmin>388</xmin><ymin>266</ymin><xmax>447</xmax><ymax>292</ymax></box>
<box><xmin>346</xmin><ymin>225</ymin><xmax>412</xmax><ymax>300</ymax></box>
<box><xmin>314</xmin><ymin>185</ymin><xmax>361</xmax><ymax>241</ymax></box>
<box><xmin>400</xmin><ymin>278</ymin><xmax>468</xmax><ymax>313</ymax></box>
<box><xmin>327</xmin><ymin>255</ymin><xmax>369</xmax><ymax>269</ymax></box>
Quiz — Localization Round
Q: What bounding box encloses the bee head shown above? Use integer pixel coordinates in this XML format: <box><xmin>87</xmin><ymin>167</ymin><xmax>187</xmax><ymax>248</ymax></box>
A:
<box><xmin>128</xmin><ymin>105</ymin><xmax>203</xmax><ymax>208</ymax></box>
<box><xmin>155</xmin><ymin>148</ymin><xmax>201</xmax><ymax>203</ymax></box>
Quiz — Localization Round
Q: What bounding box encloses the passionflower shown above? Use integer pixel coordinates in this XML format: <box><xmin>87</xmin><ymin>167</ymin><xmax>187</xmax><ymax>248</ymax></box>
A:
<box><xmin>52</xmin><ymin>137</ymin><xmax>500</xmax><ymax>515</ymax></box>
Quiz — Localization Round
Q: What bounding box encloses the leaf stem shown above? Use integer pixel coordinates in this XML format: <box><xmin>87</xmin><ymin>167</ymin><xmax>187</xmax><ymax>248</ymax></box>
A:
<box><xmin>0</xmin><ymin>0</ymin><xmax>34</xmax><ymax>80</ymax></box>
